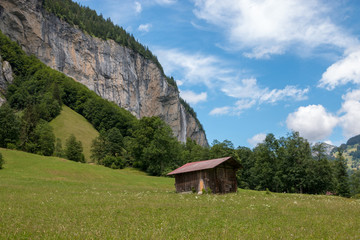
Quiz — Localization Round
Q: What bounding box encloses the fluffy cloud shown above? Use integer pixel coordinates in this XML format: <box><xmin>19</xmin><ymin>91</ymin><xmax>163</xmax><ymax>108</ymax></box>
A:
<box><xmin>138</xmin><ymin>23</ymin><xmax>152</xmax><ymax>32</ymax></box>
<box><xmin>216</xmin><ymin>78</ymin><xmax>308</xmax><ymax>115</ymax></box>
<box><xmin>222</xmin><ymin>78</ymin><xmax>308</xmax><ymax>104</ymax></box>
<box><xmin>210</xmin><ymin>99</ymin><xmax>256</xmax><ymax>116</ymax></box>
<box><xmin>193</xmin><ymin>0</ymin><xmax>357</xmax><ymax>58</ymax></box>
<box><xmin>247</xmin><ymin>133</ymin><xmax>267</xmax><ymax>147</ymax></box>
<box><xmin>154</xmin><ymin>48</ymin><xmax>230</xmax><ymax>87</ymax></box>
<box><xmin>319</xmin><ymin>50</ymin><xmax>360</xmax><ymax>90</ymax></box>
<box><xmin>209</xmin><ymin>106</ymin><xmax>230</xmax><ymax>116</ymax></box>
<box><xmin>180</xmin><ymin>90</ymin><xmax>207</xmax><ymax>105</ymax></box>
<box><xmin>135</xmin><ymin>1</ymin><xmax>142</xmax><ymax>13</ymax></box>
<box><xmin>286</xmin><ymin>105</ymin><xmax>338</xmax><ymax>142</ymax></box>
<box><xmin>339</xmin><ymin>89</ymin><xmax>360</xmax><ymax>138</ymax></box>
<box><xmin>155</xmin><ymin>48</ymin><xmax>308</xmax><ymax>115</ymax></box>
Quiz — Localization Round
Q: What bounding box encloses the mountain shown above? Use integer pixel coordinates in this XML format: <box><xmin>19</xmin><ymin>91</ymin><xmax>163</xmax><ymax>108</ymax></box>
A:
<box><xmin>322</xmin><ymin>142</ymin><xmax>336</xmax><ymax>157</ymax></box>
<box><xmin>0</xmin><ymin>0</ymin><xmax>208</xmax><ymax>146</ymax></box>
<box><xmin>346</xmin><ymin>134</ymin><xmax>360</xmax><ymax>146</ymax></box>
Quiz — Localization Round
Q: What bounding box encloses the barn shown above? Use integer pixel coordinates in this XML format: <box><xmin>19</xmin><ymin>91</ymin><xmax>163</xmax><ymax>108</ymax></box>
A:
<box><xmin>167</xmin><ymin>157</ymin><xmax>242</xmax><ymax>194</ymax></box>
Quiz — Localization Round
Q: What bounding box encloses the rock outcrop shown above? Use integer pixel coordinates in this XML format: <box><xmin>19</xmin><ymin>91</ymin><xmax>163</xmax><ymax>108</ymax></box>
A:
<box><xmin>0</xmin><ymin>55</ymin><xmax>14</xmax><ymax>106</ymax></box>
<box><xmin>0</xmin><ymin>0</ymin><xmax>208</xmax><ymax>146</ymax></box>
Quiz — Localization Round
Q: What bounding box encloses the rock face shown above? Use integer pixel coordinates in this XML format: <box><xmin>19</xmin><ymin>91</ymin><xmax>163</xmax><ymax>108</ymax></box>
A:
<box><xmin>0</xmin><ymin>0</ymin><xmax>208</xmax><ymax>146</ymax></box>
<box><xmin>0</xmin><ymin>55</ymin><xmax>14</xmax><ymax>106</ymax></box>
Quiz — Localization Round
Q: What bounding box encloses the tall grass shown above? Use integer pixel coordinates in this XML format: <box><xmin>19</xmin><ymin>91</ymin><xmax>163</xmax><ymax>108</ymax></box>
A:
<box><xmin>0</xmin><ymin>148</ymin><xmax>359</xmax><ymax>239</ymax></box>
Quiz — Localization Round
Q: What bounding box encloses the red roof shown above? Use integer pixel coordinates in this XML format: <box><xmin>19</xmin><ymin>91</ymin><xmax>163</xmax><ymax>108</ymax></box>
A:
<box><xmin>167</xmin><ymin>157</ymin><xmax>240</xmax><ymax>175</ymax></box>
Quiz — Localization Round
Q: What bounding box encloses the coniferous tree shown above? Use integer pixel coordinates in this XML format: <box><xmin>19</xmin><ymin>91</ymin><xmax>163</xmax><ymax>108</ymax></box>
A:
<box><xmin>32</xmin><ymin>120</ymin><xmax>55</xmax><ymax>156</ymax></box>
<box><xmin>334</xmin><ymin>149</ymin><xmax>351</xmax><ymax>197</ymax></box>
<box><xmin>0</xmin><ymin>103</ymin><xmax>20</xmax><ymax>148</ymax></box>
<box><xmin>54</xmin><ymin>138</ymin><xmax>64</xmax><ymax>157</ymax></box>
<box><xmin>65</xmin><ymin>134</ymin><xmax>84</xmax><ymax>162</ymax></box>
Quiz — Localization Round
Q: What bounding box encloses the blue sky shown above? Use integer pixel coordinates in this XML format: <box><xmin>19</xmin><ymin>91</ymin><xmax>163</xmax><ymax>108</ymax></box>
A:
<box><xmin>75</xmin><ymin>0</ymin><xmax>360</xmax><ymax>148</ymax></box>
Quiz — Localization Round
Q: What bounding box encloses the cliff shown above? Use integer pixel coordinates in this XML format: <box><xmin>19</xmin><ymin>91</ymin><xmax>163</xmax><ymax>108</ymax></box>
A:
<box><xmin>0</xmin><ymin>55</ymin><xmax>14</xmax><ymax>105</ymax></box>
<box><xmin>0</xmin><ymin>0</ymin><xmax>208</xmax><ymax>146</ymax></box>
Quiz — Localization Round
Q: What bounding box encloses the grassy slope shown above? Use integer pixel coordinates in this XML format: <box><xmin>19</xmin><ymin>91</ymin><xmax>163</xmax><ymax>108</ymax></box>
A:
<box><xmin>50</xmin><ymin>105</ymin><xmax>99</xmax><ymax>162</ymax></box>
<box><xmin>1</xmin><ymin>148</ymin><xmax>360</xmax><ymax>239</ymax></box>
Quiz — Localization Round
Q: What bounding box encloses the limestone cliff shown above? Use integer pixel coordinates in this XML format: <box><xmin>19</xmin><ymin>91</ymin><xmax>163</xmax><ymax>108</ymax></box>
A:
<box><xmin>0</xmin><ymin>0</ymin><xmax>208</xmax><ymax>146</ymax></box>
<box><xmin>0</xmin><ymin>55</ymin><xmax>14</xmax><ymax>106</ymax></box>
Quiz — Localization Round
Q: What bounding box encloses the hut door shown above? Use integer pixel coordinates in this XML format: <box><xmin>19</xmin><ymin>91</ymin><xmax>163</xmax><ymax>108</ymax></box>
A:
<box><xmin>198</xmin><ymin>179</ymin><xmax>204</xmax><ymax>194</ymax></box>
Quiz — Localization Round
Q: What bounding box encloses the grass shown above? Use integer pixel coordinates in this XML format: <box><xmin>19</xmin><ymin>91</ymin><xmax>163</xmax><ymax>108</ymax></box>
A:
<box><xmin>1</xmin><ymin>148</ymin><xmax>360</xmax><ymax>239</ymax></box>
<box><xmin>49</xmin><ymin>105</ymin><xmax>99</xmax><ymax>162</ymax></box>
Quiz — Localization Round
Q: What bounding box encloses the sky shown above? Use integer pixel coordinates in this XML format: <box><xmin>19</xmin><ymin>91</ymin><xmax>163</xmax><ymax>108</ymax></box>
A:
<box><xmin>75</xmin><ymin>0</ymin><xmax>360</xmax><ymax>148</ymax></box>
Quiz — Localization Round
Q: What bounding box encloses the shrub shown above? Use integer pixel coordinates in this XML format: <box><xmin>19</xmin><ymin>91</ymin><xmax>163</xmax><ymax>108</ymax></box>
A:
<box><xmin>6</xmin><ymin>143</ymin><xmax>17</xmax><ymax>150</ymax></box>
<box><xmin>353</xmin><ymin>193</ymin><xmax>360</xmax><ymax>199</ymax></box>
<box><xmin>202</xmin><ymin>188</ymin><xmax>212</xmax><ymax>194</ymax></box>
<box><xmin>0</xmin><ymin>152</ymin><xmax>4</xmax><ymax>169</ymax></box>
<box><xmin>101</xmin><ymin>155</ymin><xmax>125</xmax><ymax>169</ymax></box>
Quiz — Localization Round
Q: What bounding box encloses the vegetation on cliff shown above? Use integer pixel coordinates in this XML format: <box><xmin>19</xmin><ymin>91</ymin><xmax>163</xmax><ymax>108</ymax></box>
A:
<box><xmin>42</xmin><ymin>0</ymin><xmax>203</xmax><ymax>132</ymax></box>
<box><xmin>0</xmin><ymin>30</ymin><xmax>209</xmax><ymax>175</ymax></box>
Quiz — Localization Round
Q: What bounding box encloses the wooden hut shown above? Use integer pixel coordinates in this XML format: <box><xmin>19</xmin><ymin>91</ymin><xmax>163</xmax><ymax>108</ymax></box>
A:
<box><xmin>167</xmin><ymin>157</ymin><xmax>241</xmax><ymax>194</ymax></box>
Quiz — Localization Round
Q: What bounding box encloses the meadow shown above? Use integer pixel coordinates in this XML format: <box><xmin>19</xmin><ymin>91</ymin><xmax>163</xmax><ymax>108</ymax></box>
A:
<box><xmin>49</xmin><ymin>105</ymin><xmax>99</xmax><ymax>162</ymax></box>
<box><xmin>0</xmin><ymin>148</ymin><xmax>359</xmax><ymax>239</ymax></box>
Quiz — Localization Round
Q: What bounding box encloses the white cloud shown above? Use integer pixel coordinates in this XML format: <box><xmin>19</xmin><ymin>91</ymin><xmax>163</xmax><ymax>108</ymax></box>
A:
<box><xmin>217</xmin><ymin>78</ymin><xmax>308</xmax><ymax>115</ymax></box>
<box><xmin>248</xmin><ymin>133</ymin><xmax>267</xmax><ymax>147</ymax></box>
<box><xmin>176</xmin><ymin>80</ymin><xmax>184</xmax><ymax>86</ymax></box>
<box><xmin>222</xmin><ymin>78</ymin><xmax>308</xmax><ymax>104</ymax></box>
<box><xmin>155</xmin><ymin>0</ymin><xmax>176</xmax><ymax>5</ymax></box>
<box><xmin>193</xmin><ymin>0</ymin><xmax>357</xmax><ymax>59</ymax></box>
<box><xmin>319</xmin><ymin>50</ymin><xmax>360</xmax><ymax>90</ymax></box>
<box><xmin>138</xmin><ymin>23</ymin><xmax>152</xmax><ymax>32</ymax></box>
<box><xmin>154</xmin><ymin>48</ymin><xmax>231</xmax><ymax>87</ymax></box>
<box><xmin>210</xmin><ymin>99</ymin><xmax>256</xmax><ymax>116</ymax></box>
<box><xmin>155</xmin><ymin>48</ymin><xmax>308</xmax><ymax>116</ymax></box>
<box><xmin>286</xmin><ymin>105</ymin><xmax>338</xmax><ymax>142</ymax></box>
<box><xmin>339</xmin><ymin>89</ymin><xmax>360</xmax><ymax>138</ymax></box>
<box><xmin>209</xmin><ymin>106</ymin><xmax>230</xmax><ymax>116</ymax></box>
<box><xmin>135</xmin><ymin>1</ymin><xmax>142</xmax><ymax>13</ymax></box>
<box><xmin>180</xmin><ymin>90</ymin><xmax>207</xmax><ymax>105</ymax></box>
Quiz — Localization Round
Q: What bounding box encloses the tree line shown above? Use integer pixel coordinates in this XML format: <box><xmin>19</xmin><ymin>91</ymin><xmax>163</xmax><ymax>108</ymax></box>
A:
<box><xmin>205</xmin><ymin>133</ymin><xmax>360</xmax><ymax>198</ymax></box>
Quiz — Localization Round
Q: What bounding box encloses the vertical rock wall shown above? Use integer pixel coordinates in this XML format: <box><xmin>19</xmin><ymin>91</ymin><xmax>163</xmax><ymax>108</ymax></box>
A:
<box><xmin>0</xmin><ymin>0</ymin><xmax>208</xmax><ymax>146</ymax></box>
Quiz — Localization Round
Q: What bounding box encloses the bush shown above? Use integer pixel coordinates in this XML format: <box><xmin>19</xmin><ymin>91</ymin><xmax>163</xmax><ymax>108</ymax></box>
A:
<box><xmin>0</xmin><ymin>152</ymin><xmax>4</xmax><ymax>169</ymax></box>
<box><xmin>101</xmin><ymin>155</ymin><xmax>125</xmax><ymax>169</ymax></box>
<box><xmin>353</xmin><ymin>193</ymin><xmax>360</xmax><ymax>199</ymax></box>
<box><xmin>65</xmin><ymin>134</ymin><xmax>84</xmax><ymax>162</ymax></box>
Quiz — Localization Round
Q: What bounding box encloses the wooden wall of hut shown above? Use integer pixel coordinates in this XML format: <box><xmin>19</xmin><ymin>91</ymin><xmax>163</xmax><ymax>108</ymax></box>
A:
<box><xmin>173</xmin><ymin>162</ymin><xmax>238</xmax><ymax>194</ymax></box>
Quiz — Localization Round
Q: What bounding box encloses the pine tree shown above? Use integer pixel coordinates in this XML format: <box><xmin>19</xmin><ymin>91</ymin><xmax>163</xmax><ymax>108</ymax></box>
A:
<box><xmin>335</xmin><ymin>149</ymin><xmax>351</xmax><ymax>197</ymax></box>
<box><xmin>65</xmin><ymin>134</ymin><xmax>84</xmax><ymax>162</ymax></box>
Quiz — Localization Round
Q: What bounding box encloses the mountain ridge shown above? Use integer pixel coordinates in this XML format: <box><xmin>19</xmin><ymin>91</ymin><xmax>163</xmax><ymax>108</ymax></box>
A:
<box><xmin>0</xmin><ymin>0</ymin><xmax>208</xmax><ymax>146</ymax></box>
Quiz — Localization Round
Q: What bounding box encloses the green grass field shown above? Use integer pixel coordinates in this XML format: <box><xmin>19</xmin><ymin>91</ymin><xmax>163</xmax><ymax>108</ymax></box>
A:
<box><xmin>0</xmin><ymin>148</ymin><xmax>360</xmax><ymax>239</ymax></box>
<box><xmin>49</xmin><ymin>105</ymin><xmax>99</xmax><ymax>162</ymax></box>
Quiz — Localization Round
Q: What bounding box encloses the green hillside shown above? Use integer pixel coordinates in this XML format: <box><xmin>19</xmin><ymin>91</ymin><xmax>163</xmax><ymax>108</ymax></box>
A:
<box><xmin>1</xmin><ymin>148</ymin><xmax>360</xmax><ymax>239</ymax></box>
<box><xmin>50</xmin><ymin>105</ymin><xmax>99</xmax><ymax>162</ymax></box>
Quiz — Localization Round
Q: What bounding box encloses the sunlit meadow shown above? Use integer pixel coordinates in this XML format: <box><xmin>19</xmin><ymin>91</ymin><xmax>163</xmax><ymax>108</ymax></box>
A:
<box><xmin>0</xmin><ymin>148</ymin><xmax>359</xmax><ymax>239</ymax></box>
